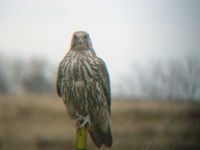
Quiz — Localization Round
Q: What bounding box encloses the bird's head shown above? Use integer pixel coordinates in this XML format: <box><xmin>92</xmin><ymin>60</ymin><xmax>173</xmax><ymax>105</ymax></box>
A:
<box><xmin>70</xmin><ymin>31</ymin><xmax>93</xmax><ymax>51</ymax></box>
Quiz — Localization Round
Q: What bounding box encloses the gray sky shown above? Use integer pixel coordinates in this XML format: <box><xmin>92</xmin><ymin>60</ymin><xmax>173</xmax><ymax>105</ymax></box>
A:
<box><xmin>0</xmin><ymin>0</ymin><xmax>200</xmax><ymax>85</ymax></box>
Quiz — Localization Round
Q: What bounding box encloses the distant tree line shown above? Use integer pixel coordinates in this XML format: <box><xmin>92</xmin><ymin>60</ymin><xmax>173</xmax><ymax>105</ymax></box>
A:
<box><xmin>0</xmin><ymin>52</ymin><xmax>200</xmax><ymax>101</ymax></box>
<box><xmin>121</xmin><ymin>55</ymin><xmax>200</xmax><ymax>101</ymax></box>
<box><xmin>0</xmin><ymin>53</ymin><xmax>56</xmax><ymax>94</ymax></box>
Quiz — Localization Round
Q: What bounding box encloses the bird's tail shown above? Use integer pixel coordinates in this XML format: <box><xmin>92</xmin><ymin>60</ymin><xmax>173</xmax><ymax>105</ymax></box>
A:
<box><xmin>88</xmin><ymin>124</ymin><xmax>112</xmax><ymax>148</ymax></box>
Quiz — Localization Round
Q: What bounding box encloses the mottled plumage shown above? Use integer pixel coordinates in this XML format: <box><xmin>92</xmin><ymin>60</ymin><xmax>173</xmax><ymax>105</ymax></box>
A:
<box><xmin>56</xmin><ymin>31</ymin><xmax>112</xmax><ymax>148</ymax></box>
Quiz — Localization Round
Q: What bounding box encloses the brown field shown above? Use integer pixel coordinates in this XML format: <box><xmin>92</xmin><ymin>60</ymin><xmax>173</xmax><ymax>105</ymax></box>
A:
<box><xmin>0</xmin><ymin>95</ymin><xmax>200</xmax><ymax>150</ymax></box>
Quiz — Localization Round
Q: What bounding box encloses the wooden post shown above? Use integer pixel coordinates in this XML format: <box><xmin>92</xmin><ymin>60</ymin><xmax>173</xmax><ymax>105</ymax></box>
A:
<box><xmin>76</xmin><ymin>126</ymin><xmax>87</xmax><ymax>150</ymax></box>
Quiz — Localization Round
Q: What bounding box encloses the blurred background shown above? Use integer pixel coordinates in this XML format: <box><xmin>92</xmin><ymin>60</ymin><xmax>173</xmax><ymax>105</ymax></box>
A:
<box><xmin>0</xmin><ymin>0</ymin><xmax>200</xmax><ymax>150</ymax></box>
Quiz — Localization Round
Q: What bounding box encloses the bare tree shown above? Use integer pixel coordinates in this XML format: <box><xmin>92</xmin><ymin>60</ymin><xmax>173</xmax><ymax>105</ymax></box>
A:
<box><xmin>0</xmin><ymin>53</ymin><xmax>9</xmax><ymax>93</ymax></box>
<box><xmin>126</xmin><ymin>55</ymin><xmax>200</xmax><ymax>101</ymax></box>
<box><xmin>22</xmin><ymin>58</ymin><xmax>55</xmax><ymax>93</ymax></box>
<box><xmin>0</xmin><ymin>70</ymin><xmax>9</xmax><ymax>93</ymax></box>
<box><xmin>181</xmin><ymin>55</ymin><xmax>200</xmax><ymax>100</ymax></box>
<box><xmin>164</xmin><ymin>56</ymin><xmax>200</xmax><ymax>100</ymax></box>
<box><xmin>132</xmin><ymin>61</ymin><xmax>168</xmax><ymax>99</ymax></box>
<box><xmin>9</xmin><ymin>58</ymin><xmax>26</xmax><ymax>94</ymax></box>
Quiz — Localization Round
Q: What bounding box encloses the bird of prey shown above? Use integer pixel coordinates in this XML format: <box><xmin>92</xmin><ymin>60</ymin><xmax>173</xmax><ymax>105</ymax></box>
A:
<box><xmin>56</xmin><ymin>31</ymin><xmax>112</xmax><ymax>148</ymax></box>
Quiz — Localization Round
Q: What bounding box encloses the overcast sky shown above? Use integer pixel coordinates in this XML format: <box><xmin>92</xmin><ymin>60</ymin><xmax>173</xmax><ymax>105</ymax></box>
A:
<box><xmin>0</xmin><ymin>0</ymin><xmax>200</xmax><ymax>85</ymax></box>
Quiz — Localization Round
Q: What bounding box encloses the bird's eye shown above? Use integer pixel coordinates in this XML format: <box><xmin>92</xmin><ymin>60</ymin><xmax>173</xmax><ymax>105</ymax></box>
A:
<box><xmin>74</xmin><ymin>35</ymin><xmax>78</xmax><ymax>40</ymax></box>
<box><xmin>84</xmin><ymin>35</ymin><xmax>88</xmax><ymax>39</ymax></box>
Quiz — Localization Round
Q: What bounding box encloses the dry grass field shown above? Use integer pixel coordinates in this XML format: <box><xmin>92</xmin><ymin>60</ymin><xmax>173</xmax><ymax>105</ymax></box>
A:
<box><xmin>0</xmin><ymin>94</ymin><xmax>200</xmax><ymax>150</ymax></box>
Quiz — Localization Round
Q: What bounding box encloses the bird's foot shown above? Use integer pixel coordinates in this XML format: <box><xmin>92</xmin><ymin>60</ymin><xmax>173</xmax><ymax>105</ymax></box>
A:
<box><xmin>75</xmin><ymin>113</ymin><xmax>91</xmax><ymax>129</ymax></box>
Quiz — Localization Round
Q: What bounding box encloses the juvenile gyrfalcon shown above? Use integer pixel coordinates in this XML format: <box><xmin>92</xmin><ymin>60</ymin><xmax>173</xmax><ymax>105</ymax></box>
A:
<box><xmin>56</xmin><ymin>31</ymin><xmax>112</xmax><ymax>148</ymax></box>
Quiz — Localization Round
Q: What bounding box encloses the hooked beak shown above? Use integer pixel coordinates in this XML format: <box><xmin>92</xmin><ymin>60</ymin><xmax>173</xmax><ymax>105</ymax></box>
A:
<box><xmin>78</xmin><ymin>38</ymin><xmax>84</xmax><ymax>45</ymax></box>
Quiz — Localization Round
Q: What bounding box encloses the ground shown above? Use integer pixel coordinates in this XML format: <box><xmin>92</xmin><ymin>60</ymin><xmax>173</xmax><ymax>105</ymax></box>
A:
<box><xmin>0</xmin><ymin>94</ymin><xmax>200</xmax><ymax>150</ymax></box>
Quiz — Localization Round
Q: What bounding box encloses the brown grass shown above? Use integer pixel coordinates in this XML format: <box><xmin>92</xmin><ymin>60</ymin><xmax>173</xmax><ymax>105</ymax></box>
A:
<box><xmin>0</xmin><ymin>94</ymin><xmax>200</xmax><ymax>150</ymax></box>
